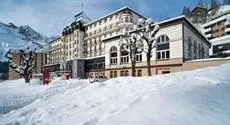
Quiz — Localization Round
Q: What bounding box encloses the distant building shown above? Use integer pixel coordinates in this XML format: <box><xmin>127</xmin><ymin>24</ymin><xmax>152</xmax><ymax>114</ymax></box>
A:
<box><xmin>8</xmin><ymin>52</ymin><xmax>47</xmax><ymax>80</ymax></box>
<box><xmin>202</xmin><ymin>5</ymin><xmax>230</xmax><ymax>55</ymax></box>
<box><xmin>183</xmin><ymin>4</ymin><xmax>230</xmax><ymax>56</ymax></box>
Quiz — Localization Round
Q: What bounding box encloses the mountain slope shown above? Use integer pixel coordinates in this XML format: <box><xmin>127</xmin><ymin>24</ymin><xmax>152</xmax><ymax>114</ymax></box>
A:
<box><xmin>0</xmin><ymin>22</ymin><xmax>49</xmax><ymax>61</ymax></box>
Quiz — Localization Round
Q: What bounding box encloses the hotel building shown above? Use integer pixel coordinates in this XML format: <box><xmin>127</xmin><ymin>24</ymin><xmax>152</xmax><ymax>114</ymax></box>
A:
<box><xmin>46</xmin><ymin>7</ymin><xmax>211</xmax><ymax>79</ymax></box>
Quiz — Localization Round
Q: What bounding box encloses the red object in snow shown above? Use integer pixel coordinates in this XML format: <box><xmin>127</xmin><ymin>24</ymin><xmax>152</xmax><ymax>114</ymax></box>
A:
<box><xmin>43</xmin><ymin>68</ymin><xmax>50</xmax><ymax>85</ymax></box>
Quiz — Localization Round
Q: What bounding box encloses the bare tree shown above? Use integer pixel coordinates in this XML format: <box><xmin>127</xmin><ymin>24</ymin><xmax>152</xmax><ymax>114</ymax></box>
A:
<box><xmin>5</xmin><ymin>48</ymin><xmax>36</xmax><ymax>84</ymax></box>
<box><xmin>119</xmin><ymin>29</ymin><xmax>142</xmax><ymax>77</ymax></box>
<box><xmin>137</xmin><ymin>18</ymin><xmax>160</xmax><ymax>76</ymax></box>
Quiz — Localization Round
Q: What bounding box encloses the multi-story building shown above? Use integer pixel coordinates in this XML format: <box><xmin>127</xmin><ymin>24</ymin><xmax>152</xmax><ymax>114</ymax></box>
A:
<box><xmin>83</xmin><ymin>7</ymin><xmax>145</xmax><ymax>77</ymax></box>
<box><xmin>8</xmin><ymin>52</ymin><xmax>47</xmax><ymax>80</ymax></box>
<box><xmin>104</xmin><ymin>16</ymin><xmax>210</xmax><ymax>77</ymax></box>
<box><xmin>46</xmin><ymin>7</ymin><xmax>211</xmax><ymax>79</ymax></box>
<box><xmin>47</xmin><ymin>36</ymin><xmax>63</xmax><ymax>64</ymax></box>
<box><xmin>202</xmin><ymin>5</ymin><xmax>230</xmax><ymax>55</ymax></box>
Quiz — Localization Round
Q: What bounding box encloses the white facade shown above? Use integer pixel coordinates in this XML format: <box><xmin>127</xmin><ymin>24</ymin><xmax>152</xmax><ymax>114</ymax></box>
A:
<box><xmin>84</xmin><ymin>7</ymin><xmax>144</xmax><ymax>58</ymax></box>
<box><xmin>104</xmin><ymin>16</ymin><xmax>210</xmax><ymax>69</ymax></box>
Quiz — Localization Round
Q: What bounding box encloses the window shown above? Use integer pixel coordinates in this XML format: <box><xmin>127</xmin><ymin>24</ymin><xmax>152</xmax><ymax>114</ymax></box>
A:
<box><xmin>114</xmin><ymin>71</ymin><xmax>117</xmax><ymax>77</ymax></box>
<box><xmin>188</xmin><ymin>36</ymin><xmax>192</xmax><ymax>60</ymax></box>
<box><xmin>120</xmin><ymin>70</ymin><xmax>129</xmax><ymax>76</ymax></box>
<box><xmin>110</xmin><ymin>46</ymin><xmax>117</xmax><ymax>65</ymax></box>
<box><xmin>199</xmin><ymin>44</ymin><xmax>202</xmax><ymax>59</ymax></box>
<box><xmin>202</xmin><ymin>46</ymin><xmax>205</xmax><ymax>58</ymax></box>
<box><xmin>125</xmin><ymin>70</ymin><xmax>129</xmax><ymax>76</ymax></box>
<box><xmin>194</xmin><ymin>40</ymin><xmax>197</xmax><ymax>59</ymax></box>
<box><xmin>157</xmin><ymin>35</ymin><xmax>170</xmax><ymax>60</ymax></box>
<box><xmin>125</xmin><ymin>16</ymin><xmax>128</xmax><ymax>22</ymax></box>
<box><xmin>162</xmin><ymin>71</ymin><xmax>170</xmax><ymax>74</ymax></box>
<box><xmin>120</xmin><ymin>71</ymin><xmax>124</xmax><ymax>76</ymax></box>
<box><xmin>110</xmin><ymin>71</ymin><xmax>113</xmax><ymax>78</ymax></box>
<box><xmin>110</xmin><ymin>71</ymin><xmax>117</xmax><ymax>78</ymax></box>
<box><xmin>120</xmin><ymin>44</ymin><xmax>129</xmax><ymax>63</ymax></box>
<box><xmin>137</xmin><ymin>70</ymin><xmax>142</xmax><ymax>77</ymax></box>
<box><xmin>136</xmin><ymin>51</ymin><xmax>142</xmax><ymax>62</ymax></box>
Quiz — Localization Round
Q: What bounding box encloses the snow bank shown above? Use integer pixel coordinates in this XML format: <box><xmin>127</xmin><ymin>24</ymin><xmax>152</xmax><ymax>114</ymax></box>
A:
<box><xmin>0</xmin><ymin>64</ymin><xmax>230</xmax><ymax>125</ymax></box>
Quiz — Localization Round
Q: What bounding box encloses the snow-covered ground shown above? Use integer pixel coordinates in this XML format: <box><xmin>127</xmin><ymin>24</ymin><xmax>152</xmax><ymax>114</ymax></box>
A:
<box><xmin>0</xmin><ymin>64</ymin><xmax>230</xmax><ymax>125</ymax></box>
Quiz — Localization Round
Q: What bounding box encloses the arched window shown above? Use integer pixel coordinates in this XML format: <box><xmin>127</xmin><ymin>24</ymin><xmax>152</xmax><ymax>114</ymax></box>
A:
<box><xmin>110</xmin><ymin>46</ymin><xmax>117</xmax><ymax>65</ymax></box>
<box><xmin>136</xmin><ymin>51</ymin><xmax>142</xmax><ymax>62</ymax></box>
<box><xmin>188</xmin><ymin>36</ymin><xmax>192</xmax><ymax>60</ymax></box>
<box><xmin>120</xmin><ymin>44</ymin><xmax>129</xmax><ymax>63</ymax></box>
<box><xmin>156</xmin><ymin>35</ymin><xmax>170</xmax><ymax>59</ymax></box>
<box><xmin>194</xmin><ymin>40</ymin><xmax>197</xmax><ymax>59</ymax></box>
<box><xmin>198</xmin><ymin>44</ymin><xmax>202</xmax><ymax>59</ymax></box>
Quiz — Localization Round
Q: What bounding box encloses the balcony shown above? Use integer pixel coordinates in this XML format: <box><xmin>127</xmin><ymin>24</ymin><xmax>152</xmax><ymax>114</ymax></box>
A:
<box><xmin>204</xmin><ymin>27</ymin><xmax>211</xmax><ymax>33</ymax></box>
<box><xmin>206</xmin><ymin>34</ymin><xmax>212</xmax><ymax>39</ymax></box>
<box><xmin>225</xmin><ymin>27</ymin><xmax>230</xmax><ymax>33</ymax></box>
<box><xmin>225</xmin><ymin>20</ymin><xmax>230</xmax><ymax>26</ymax></box>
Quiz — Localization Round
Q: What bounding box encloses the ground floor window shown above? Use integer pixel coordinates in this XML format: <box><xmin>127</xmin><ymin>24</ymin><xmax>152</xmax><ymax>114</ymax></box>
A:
<box><xmin>137</xmin><ymin>70</ymin><xmax>142</xmax><ymax>77</ymax></box>
<box><xmin>110</xmin><ymin>71</ymin><xmax>117</xmax><ymax>78</ymax></box>
<box><xmin>110</xmin><ymin>71</ymin><xmax>113</xmax><ymax>78</ymax></box>
<box><xmin>120</xmin><ymin>70</ymin><xmax>129</xmax><ymax>76</ymax></box>
<box><xmin>120</xmin><ymin>71</ymin><xmax>124</xmax><ymax>76</ymax></box>
<box><xmin>162</xmin><ymin>71</ymin><xmax>170</xmax><ymax>74</ymax></box>
<box><xmin>125</xmin><ymin>70</ymin><xmax>129</xmax><ymax>76</ymax></box>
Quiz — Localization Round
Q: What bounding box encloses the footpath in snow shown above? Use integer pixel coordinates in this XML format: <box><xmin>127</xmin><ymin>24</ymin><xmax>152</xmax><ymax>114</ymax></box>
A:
<box><xmin>0</xmin><ymin>64</ymin><xmax>230</xmax><ymax>125</ymax></box>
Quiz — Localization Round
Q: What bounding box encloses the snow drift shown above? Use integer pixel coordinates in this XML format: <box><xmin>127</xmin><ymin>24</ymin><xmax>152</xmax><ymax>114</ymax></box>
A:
<box><xmin>0</xmin><ymin>64</ymin><xmax>230</xmax><ymax>125</ymax></box>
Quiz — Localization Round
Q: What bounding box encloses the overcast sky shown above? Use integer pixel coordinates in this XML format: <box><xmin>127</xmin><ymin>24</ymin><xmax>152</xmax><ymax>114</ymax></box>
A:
<box><xmin>0</xmin><ymin>0</ymin><xmax>198</xmax><ymax>36</ymax></box>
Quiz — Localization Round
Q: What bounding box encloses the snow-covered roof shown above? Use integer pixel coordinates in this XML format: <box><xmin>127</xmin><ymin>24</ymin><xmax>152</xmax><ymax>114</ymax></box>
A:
<box><xmin>48</xmin><ymin>36</ymin><xmax>61</xmax><ymax>43</ymax></box>
<box><xmin>186</xmin><ymin>57</ymin><xmax>230</xmax><ymax>62</ymax></box>
<box><xmin>84</xmin><ymin>6</ymin><xmax>146</xmax><ymax>26</ymax></box>
<box><xmin>157</xmin><ymin>15</ymin><xmax>211</xmax><ymax>46</ymax></box>
<box><xmin>216</xmin><ymin>5</ymin><xmax>230</xmax><ymax>14</ymax></box>
<box><xmin>208</xmin><ymin>6</ymin><xmax>230</xmax><ymax>21</ymax></box>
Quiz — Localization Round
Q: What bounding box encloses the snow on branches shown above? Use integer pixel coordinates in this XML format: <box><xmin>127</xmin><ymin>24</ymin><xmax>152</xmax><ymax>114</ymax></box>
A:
<box><xmin>5</xmin><ymin>48</ymin><xmax>36</xmax><ymax>83</ymax></box>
